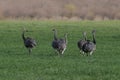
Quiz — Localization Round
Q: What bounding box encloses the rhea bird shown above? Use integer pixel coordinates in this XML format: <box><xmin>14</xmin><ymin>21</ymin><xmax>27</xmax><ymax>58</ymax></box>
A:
<box><xmin>22</xmin><ymin>29</ymin><xmax>36</xmax><ymax>54</ymax></box>
<box><xmin>77</xmin><ymin>31</ymin><xmax>87</xmax><ymax>54</ymax></box>
<box><xmin>82</xmin><ymin>30</ymin><xmax>96</xmax><ymax>56</ymax></box>
<box><xmin>52</xmin><ymin>29</ymin><xmax>68</xmax><ymax>55</ymax></box>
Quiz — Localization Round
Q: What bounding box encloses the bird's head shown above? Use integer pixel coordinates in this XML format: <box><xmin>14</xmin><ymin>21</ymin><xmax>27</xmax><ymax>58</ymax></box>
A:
<box><xmin>22</xmin><ymin>28</ymin><xmax>28</xmax><ymax>32</ymax></box>
<box><xmin>52</xmin><ymin>29</ymin><xmax>56</xmax><ymax>31</ymax></box>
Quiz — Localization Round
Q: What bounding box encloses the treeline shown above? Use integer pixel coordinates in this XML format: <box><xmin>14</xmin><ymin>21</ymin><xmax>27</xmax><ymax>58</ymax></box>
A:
<box><xmin>0</xmin><ymin>0</ymin><xmax>120</xmax><ymax>20</ymax></box>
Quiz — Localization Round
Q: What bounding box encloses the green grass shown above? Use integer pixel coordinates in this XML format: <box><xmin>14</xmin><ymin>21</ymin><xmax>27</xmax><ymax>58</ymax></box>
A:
<box><xmin>0</xmin><ymin>20</ymin><xmax>120</xmax><ymax>80</ymax></box>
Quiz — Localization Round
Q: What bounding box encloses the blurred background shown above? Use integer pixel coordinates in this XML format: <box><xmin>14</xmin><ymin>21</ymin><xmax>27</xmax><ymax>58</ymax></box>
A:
<box><xmin>0</xmin><ymin>0</ymin><xmax>120</xmax><ymax>20</ymax></box>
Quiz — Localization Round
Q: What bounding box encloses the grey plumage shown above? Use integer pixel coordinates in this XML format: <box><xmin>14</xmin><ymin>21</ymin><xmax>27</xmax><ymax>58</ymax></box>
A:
<box><xmin>82</xmin><ymin>30</ymin><xmax>96</xmax><ymax>56</ymax></box>
<box><xmin>22</xmin><ymin>29</ymin><xmax>36</xmax><ymax>54</ymax></box>
<box><xmin>77</xmin><ymin>32</ymin><xmax>87</xmax><ymax>54</ymax></box>
<box><xmin>52</xmin><ymin>29</ymin><xmax>67</xmax><ymax>55</ymax></box>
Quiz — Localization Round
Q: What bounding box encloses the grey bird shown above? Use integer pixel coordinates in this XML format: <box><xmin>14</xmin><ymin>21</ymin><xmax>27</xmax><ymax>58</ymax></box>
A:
<box><xmin>82</xmin><ymin>30</ymin><xmax>96</xmax><ymax>56</ymax></box>
<box><xmin>22</xmin><ymin>29</ymin><xmax>36</xmax><ymax>54</ymax></box>
<box><xmin>77</xmin><ymin>31</ymin><xmax>87</xmax><ymax>54</ymax></box>
<box><xmin>52</xmin><ymin>29</ymin><xmax>68</xmax><ymax>55</ymax></box>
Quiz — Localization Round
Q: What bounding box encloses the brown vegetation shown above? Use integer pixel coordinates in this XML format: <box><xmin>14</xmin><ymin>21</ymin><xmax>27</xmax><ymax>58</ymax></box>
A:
<box><xmin>0</xmin><ymin>0</ymin><xmax>120</xmax><ymax>20</ymax></box>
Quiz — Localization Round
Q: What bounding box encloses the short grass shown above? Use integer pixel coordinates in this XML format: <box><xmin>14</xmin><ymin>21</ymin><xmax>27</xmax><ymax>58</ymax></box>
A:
<box><xmin>0</xmin><ymin>20</ymin><xmax>120</xmax><ymax>80</ymax></box>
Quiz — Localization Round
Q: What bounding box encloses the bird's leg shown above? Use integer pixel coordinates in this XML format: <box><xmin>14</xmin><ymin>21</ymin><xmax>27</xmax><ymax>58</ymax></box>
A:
<box><xmin>81</xmin><ymin>51</ymin><xmax>84</xmax><ymax>54</ymax></box>
<box><xmin>61</xmin><ymin>51</ymin><xmax>64</xmax><ymax>55</ymax></box>
<box><xmin>80</xmin><ymin>50</ymin><xmax>85</xmax><ymax>56</ymax></box>
<box><xmin>90</xmin><ymin>51</ymin><xmax>93</xmax><ymax>55</ymax></box>
<box><xmin>58</xmin><ymin>50</ymin><xmax>63</xmax><ymax>57</ymax></box>
<box><xmin>86</xmin><ymin>53</ymin><xmax>89</xmax><ymax>56</ymax></box>
<box><xmin>54</xmin><ymin>50</ymin><xmax>59</xmax><ymax>55</ymax></box>
<box><xmin>28</xmin><ymin>48</ymin><xmax>32</xmax><ymax>55</ymax></box>
<box><xmin>79</xmin><ymin>50</ymin><xmax>84</xmax><ymax>54</ymax></box>
<box><xmin>61</xmin><ymin>48</ymin><xmax>66</xmax><ymax>55</ymax></box>
<box><xmin>60</xmin><ymin>53</ymin><xmax>63</xmax><ymax>57</ymax></box>
<box><xmin>59</xmin><ymin>50</ymin><xmax>62</xmax><ymax>55</ymax></box>
<box><xmin>82</xmin><ymin>51</ymin><xmax>86</xmax><ymax>56</ymax></box>
<box><xmin>79</xmin><ymin>50</ymin><xmax>82</xmax><ymax>54</ymax></box>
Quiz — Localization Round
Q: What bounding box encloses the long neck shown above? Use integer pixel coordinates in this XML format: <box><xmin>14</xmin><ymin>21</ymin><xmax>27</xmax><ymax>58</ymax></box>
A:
<box><xmin>22</xmin><ymin>31</ymin><xmax>26</xmax><ymax>41</ymax></box>
<box><xmin>92</xmin><ymin>33</ymin><xmax>96</xmax><ymax>44</ymax></box>
<box><xmin>64</xmin><ymin>34</ymin><xmax>68</xmax><ymax>44</ymax></box>
<box><xmin>53</xmin><ymin>30</ymin><xmax>57</xmax><ymax>40</ymax></box>
<box><xmin>83</xmin><ymin>34</ymin><xmax>87</xmax><ymax>41</ymax></box>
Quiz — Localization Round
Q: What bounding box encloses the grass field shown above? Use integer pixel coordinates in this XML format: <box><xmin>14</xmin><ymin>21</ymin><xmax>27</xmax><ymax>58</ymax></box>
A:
<box><xmin>0</xmin><ymin>20</ymin><xmax>120</xmax><ymax>80</ymax></box>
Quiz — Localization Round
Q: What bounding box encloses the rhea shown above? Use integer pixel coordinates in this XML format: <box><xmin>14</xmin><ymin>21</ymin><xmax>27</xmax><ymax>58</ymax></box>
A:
<box><xmin>22</xmin><ymin>29</ymin><xmax>36</xmax><ymax>54</ymax></box>
<box><xmin>77</xmin><ymin>32</ymin><xmax>87</xmax><ymax>54</ymax></box>
<box><xmin>52</xmin><ymin>29</ymin><xmax>67</xmax><ymax>55</ymax></box>
<box><xmin>82</xmin><ymin>30</ymin><xmax>96</xmax><ymax>56</ymax></box>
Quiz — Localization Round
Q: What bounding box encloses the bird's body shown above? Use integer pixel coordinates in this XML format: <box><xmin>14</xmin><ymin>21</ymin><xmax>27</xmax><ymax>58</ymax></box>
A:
<box><xmin>52</xmin><ymin>40</ymin><xmax>59</xmax><ymax>49</ymax></box>
<box><xmin>52</xmin><ymin>29</ymin><xmax>67</xmax><ymax>55</ymax></box>
<box><xmin>56</xmin><ymin>38</ymin><xmax>67</xmax><ymax>54</ymax></box>
<box><xmin>82</xmin><ymin>40</ymin><xmax>96</xmax><ymax>55</ymax></box>
<box><xmin>24</xmin><ymin>37</ymin><xmax>36</xmax><ymax>48</ymax></box>
<box><xmin>82</xmin><ymin>30</ymin><xmax>96</xmax><ymax>56</ymax></box>
<box><xmin>22</xmin><ymin>30</ymin><xmax>36</xmax><ymax>54</ymax></box>
<box><xmin>77</xmin><ymin>32</ymin><xmax>87</xmax><ymax>54</ymax></box>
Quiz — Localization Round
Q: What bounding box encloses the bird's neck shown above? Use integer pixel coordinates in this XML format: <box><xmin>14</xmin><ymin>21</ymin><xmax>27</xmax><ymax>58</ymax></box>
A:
<box><xmin>53</xmin><ymin>30</ymin><xmax>57</xmax><ymax>40</ymax></box>
<box><xmin>65</xmin><ymin>34</ymin><xmax>68</xmax><ymax>44</ymax></box>
<box><xmin>83</xmin><ymin>34</ymin><xmax>87</xmax><ymax>41</ymax></box>
<box><xmin>93</xmin><ymin>34</ymin><xmax>96</xmax><ymax>44</ymax></box>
